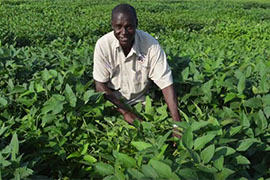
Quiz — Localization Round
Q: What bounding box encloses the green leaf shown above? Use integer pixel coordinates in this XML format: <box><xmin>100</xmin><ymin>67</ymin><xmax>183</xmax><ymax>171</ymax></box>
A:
<box><xmin>180</xmin><ymin>110</ymin><xmax>189</xmax><ymax>122</ymax></box>
<box><xmin>41</xmin><ymin>68</ymin><xmax>52</xmax><ymax>81</ymax></box>
<box><xmin>256</xmin><ymin>110</ymin><xmax>268</xmax><ymax>130</ymax></box>
<box><xmin>67</xmin><ymin>152</ymin><xmax>81</xmax><ymax>159</ymax></box>
<box><xmin>141</xmin><ymin>121</ymin><xmax>154</xmax><ymax>130</ymax></box>
<box><xmin>65</xmin><ymin>84</ymin><xmax>77</xmax><ymax>107</ymax></box>
<box><xmin>127</xmin><ymin>168</ymin><xmax>144</xmax><ymax>179</ymax></box>
<box><xmin>14</xmin><ymin>166</ymin><xmax>34</xmax><ymax>179</ymax></box>
<box><xmin>156</xmin><ymin>104</ymin><xmax>168</xmax><ymax>120</ymax></box>
<box><xmin>214</xmin><ymin>168</ymin><xmax>235</xmax><ymax>180</ymax></box>
<box><xmin>41</xmin><ymin>114</ymin><xmax>56</xmax><ymax>127</ymax></box>
<box><xmin>81</xmin><ymin>143</ymin><xmax>89</xmax><ymax>155</ymax></box>
<box><xmin>262</xmin><ymin>95</ymin><xmax>270</xmax><ymax>106</ymax></box>
<box><xmin>213</xmin><ymin>156</ymin><xmax>224</xmax><ymax>171</ymax></box>
<box><xmin>83</xmin><ymin>90</ymin><xmax>94</xmax><ymax>104</ymax></box>
<box><xmin>234</xmin><ymin>155</ymin><xmax>250</xmax><ymax>165</ymax></box>
<box><xmin>219</xmin><ymin>138</ymin><xmax>238</xmax><ymax>144</ymax></box>
<box><xmin>11</xmin><ymin>133</ymin><xmax>19</xmax><ymax>161</ymax></box>
<box><xmin>83</xmin><ymin>90</ymin><xmax>101</xmax><ymax>104</ymax></box>
<box><xmin>192</xmin><ymin>101</ymin><xmax>203</xmax><ymax>117</ymax></box>
<box><xmin>17</xmin><ymin>96</ymin><xmax>36</xmax><ymax>107</ymax></box>
<box><xmin>181</xmin><ymin>67</ymin><xmax>189</xmax><ymax>80</ymax></box>
<box><xmin>156</xmin><ymin>131</ymin><xmax>171</xmax><ymax>149</ymax></box>
<box><xmin>57</xmin><ymin>73</ymin><xmax>64</xmax><ymax>84</ymax></box>
<box><xmin>170</xmin><ymin>173</ymin><xmax>180</xmax><ymax>180</ymax></box>
<box><xmin>83</xmin><ymin>155</ymin><xmax>97</xmax><ymax>164</ymax></box>
<box><xmin>149</xmin><ymin>160</ymin><xmax>172</xmax><ymax>178</ymax></box>
<box><xmin>0</xmin><ymin>97</ymin><xmax>8</xmax><ymax>106</ymax></box>
<box><xmin>142</xmin><ymin>165</ymin><xmax>158</xmax><ymax>178</ymax></box>
<box><xmin>95</xmin><ymin>163</ymin><xmax>114</xmax><ymax>176</ymax></box>
<box><xmin>264</xmin><ymin>106</ymin><xmax>270</xmax><ymax>118</ymax></box>
<box><xmin>35</xmin><ymin>82</ymin><xmax>45</xmax><ymax>93</ymax></box>
<box><xmin>224</xmin><ymin>93</ymin><xmax>236</xmax><ymax>103</ymax></box>
<box><xmin>194</xmin><ymin>133</ymin><xmax>216</xmax><ymax>150</ymax></box>
<box><xmin>229</xmin><ymin>126</ymin><xmax>242</xmax><ymax>136</ymax></box>
<box><xmin>131</xmin><ymin>141</ymin><xmax>152</xmax><ymax>151</ymax></box>
<box><xmin>115</xmin><ymin>165</ymin><xmax>125</xmax><ymax>180</ymax></box>
<box><xmin>190</xmin><ymin>121</ymin><xmax>209</xmax><ymax>131</ymax></box>
<box><xmin>196</xmin><ymin>164</ymin><xmax>217</xmax><ymax>173</ymax></box>
<box><xmin>49</xmin><ymin>69</ymin><xmax>57</xmax><ymax>77</ymax></box>
<box><xmin>213</xmin><ymin>147</ymin><xmax>236</xmax><ymax>160</ymax></box>
<box><xmin>41</xmin><ymin>95</ymin><xmax>65</xmax><ymax>115</ymax></box>
<box><xmin>237</xmin><ymin>72</ymin><xmax>246</xmax><ymax>94</ymax></box>
<box><xmin>0</xmin><ymin>153</ymin><xmax>12</xmax><ymax>167</ymax></box>
<box><xmin>103</xmin><ymin>175</ymin><xmax>117</xmax><ymax>180</ymax></box>
<box><xmin>134</xmin><ymin>102</ymin><xmax>143</xmax><ymax>113</ymax></box>
<box><xmin>187</xmin><ymin>149</ymin><xmax>201</xmax><ymax>163</ymax></box>
<box><xmin>201</xmin><ymin>144</ymin><xmax>215</xmax><ymax>164</ymax></box>
<box><xmin>237</xmin><ymin>138</ymin><xmax>259</xmax><ymax>151</ymax></box>
<box><xmin>216</xmin><ymin>146</ymin><xmax>236</xmax><ymax>156</ymax></box>
<box><xmin>202</xmin><ymin>79</ymin><xmax>213</xmax><ymax>102</ymax></box>
<box><xmin>240</xmin><ymin>112</ymin><xmax>250</xmax><ymax>128</ymax></box>
<box><xmin>182</xmin><ymin>127</ymin><xmax>193</xmax><ymax>149</ymax></box>
<box><xmin>0</xmin><ymin>125</ymin><xmax>8</xmax><ymax>136</ymax></box>
<box><xmin>178</xmin><ymin>168</ymin><xmax>198</xmax><ymax>180</ymax></box>
<box><xmin>221</xmin><ymin>119</ymin><xmax>235</xmax><ymax>126</ymax></box>
<box><xmin>116</xmin><ymin>153</ymin><xmax>136</xmax><ymax>168</ymax></box>
<box><xmin>244</xmin><ymin>98</ymin><xmax>262</xmax><ymax>108</ymax></box>
<box><xmin>145</xmin><ymin>96</ymin><xmax>154</xmax><ymax>115</ymax></box>
<box><xmin>156</xmin><ymin>144</ymin><xmax>168</xmax><ymax>160</ymax></box>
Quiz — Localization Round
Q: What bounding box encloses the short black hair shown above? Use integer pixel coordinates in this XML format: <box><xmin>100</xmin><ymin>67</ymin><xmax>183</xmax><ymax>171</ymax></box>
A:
<box><xmin>111</xmin><ymin>4</ymin><xmax>137</xmax><ymax>21</ymax></box>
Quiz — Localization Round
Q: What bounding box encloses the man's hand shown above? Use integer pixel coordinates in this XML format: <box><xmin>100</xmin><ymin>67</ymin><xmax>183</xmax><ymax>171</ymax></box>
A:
<box><xmin>95</xmin><ymin>81</ymin><xmax>142</xmax><ymax>125</ymax></box>
<box><xmin>122</xmin><ymin>111</ymin><xmax>141</xmax><ymax>124</ymax></box>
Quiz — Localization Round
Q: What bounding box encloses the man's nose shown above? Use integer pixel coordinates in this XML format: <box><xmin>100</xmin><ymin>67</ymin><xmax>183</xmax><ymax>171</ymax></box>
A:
<box><xmin>120</xmin><ymin>27</ymin><xmax>128</xmax><ymax>35</ymax></box>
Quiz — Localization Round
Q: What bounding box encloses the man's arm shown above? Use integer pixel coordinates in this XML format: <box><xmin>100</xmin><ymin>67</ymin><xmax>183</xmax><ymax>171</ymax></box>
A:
<box><xmin>95</xmin><ymin>80</ymin><xmax>140</xmax><ymax>124</ymax></box>
<box><xmin>162</xmin><ymin>84</ymin><xmax>181</xmax><ymax>121</ymax></box>
<box><xmin>161</xmin><ymin>84</ymin><xmax>181</xmax><ymax>138</ymax></box>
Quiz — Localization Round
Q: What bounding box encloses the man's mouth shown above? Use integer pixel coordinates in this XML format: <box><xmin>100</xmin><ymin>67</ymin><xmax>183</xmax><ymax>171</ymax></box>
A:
<box><xmin>120</xmin><ymin>37</ymin><xmax>129</xmax><ymax>42</ymax></box>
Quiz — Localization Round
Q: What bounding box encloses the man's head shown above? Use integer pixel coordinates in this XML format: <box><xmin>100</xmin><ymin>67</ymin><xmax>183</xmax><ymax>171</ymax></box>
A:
<box><xmin>111</xmin><ymin>4</ymin><xmax>138</xmax><ymax>49</ymax></box>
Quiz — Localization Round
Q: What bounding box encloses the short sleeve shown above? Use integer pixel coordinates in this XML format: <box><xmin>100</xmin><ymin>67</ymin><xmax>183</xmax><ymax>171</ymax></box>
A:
<box><xmin>93</xmin><ymin>40</ymin><xmax>110</xmax><ymax>83</ymax></box>
<box><xmin>148</xmin><ymin>44</ymin><xmax>173</xmax><ymax>89</ymax></box>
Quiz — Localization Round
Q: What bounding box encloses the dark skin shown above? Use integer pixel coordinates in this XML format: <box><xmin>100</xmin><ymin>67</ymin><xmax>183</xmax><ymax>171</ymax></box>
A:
<box><xmin>111</xmin><ymin>12</ymin><xmax>137</xmax><ymax>56</ymax></box>
<box><xmin>95</xmin><ymin>11</ymin><xmax>181</xmax><ymax>138</ymax></box>
<box><xmin>95</xmin><ymin>80</ymin><xmax>141</xmax><ymax>124</ymax></box>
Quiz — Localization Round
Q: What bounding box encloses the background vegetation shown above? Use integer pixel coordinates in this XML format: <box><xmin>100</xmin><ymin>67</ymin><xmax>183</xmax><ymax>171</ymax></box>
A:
<box><xmin>0</xmin><ymin>0</ymin><xmax>270</xmax><ymax>179</ymax></box>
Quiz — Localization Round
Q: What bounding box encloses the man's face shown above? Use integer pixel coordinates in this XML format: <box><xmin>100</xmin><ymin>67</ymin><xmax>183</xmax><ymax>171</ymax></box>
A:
<box><xmin>111</xmin><ymin>12</ymin><xmax>137</xmax><ymax>49</ymax></box>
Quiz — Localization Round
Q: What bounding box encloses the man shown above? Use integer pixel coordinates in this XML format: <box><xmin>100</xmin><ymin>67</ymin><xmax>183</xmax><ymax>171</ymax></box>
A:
<box><xmin>93</xmin><ymin>4</ymin><xmax>181</xmax><ymax>135</ymax></box>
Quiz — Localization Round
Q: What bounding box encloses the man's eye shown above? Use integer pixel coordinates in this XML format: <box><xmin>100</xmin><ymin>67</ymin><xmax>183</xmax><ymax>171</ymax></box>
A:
<box><xmin>127</xmin><ymin>26</ymin><xmax>133</xmax><ymax>30</ymax></box>
<box><xmin>115</xmin><ymin>25</ymin><xmax>121</xmax><ymax>30</ymax></box>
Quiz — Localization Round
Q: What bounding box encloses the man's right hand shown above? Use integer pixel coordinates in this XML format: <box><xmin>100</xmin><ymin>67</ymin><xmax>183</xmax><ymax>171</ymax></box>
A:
<box><xmin>95</xmin><ymin>81</ymin><xmax>142</xmax><ymax>125</ymax></box>
<box><xmin>122</xmin><ymin>111</ymin><xmax>141</xmax><ymax>124</ymax></box>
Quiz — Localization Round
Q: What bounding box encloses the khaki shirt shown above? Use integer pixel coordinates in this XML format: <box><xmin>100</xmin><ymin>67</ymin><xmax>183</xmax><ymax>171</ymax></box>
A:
<box><xmin>93</xmin><ymin>30</ymin><xmax>173</xmax><ymax>105</ymax></box>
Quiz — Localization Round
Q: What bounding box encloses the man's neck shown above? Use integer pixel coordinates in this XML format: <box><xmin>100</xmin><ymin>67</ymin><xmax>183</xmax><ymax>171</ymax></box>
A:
<box><xmin>122</xmin><ymin>46</ymin><xmax>132</xmax><ymax>57</ymax></box>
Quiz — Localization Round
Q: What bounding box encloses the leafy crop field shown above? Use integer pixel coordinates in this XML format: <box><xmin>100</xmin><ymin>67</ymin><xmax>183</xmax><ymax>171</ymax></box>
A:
<box><xmin>1</xmin><ymin>0</ymin><xmax>270</xmax><ymax>179</ymax></box>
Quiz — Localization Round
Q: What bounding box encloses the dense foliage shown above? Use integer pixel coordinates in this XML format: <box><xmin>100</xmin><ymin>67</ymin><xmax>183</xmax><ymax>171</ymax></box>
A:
<box><xmin>1</xmin><ymin>0</ymin><xmax>270</xmax><ymax>179</ymax></box>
